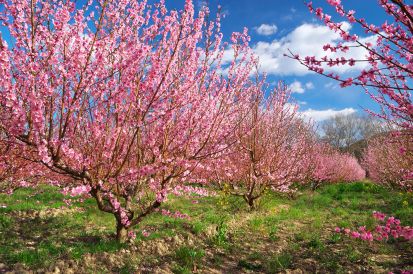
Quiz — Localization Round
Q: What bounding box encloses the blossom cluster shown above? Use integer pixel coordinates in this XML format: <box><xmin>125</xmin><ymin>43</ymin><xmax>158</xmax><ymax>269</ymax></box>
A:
<box><xmin>61</xmin><ymin>185</ymin><xmax>91</xmax><ymax>197</ymax></box>
<box><xmin>156</xmin><ymin>208</ymin><xmax>190</xmax><ymax>220</ymax></box>
<box><xmin>335</xmin><ymin>211</ymin><xmax>413</xmax><ymax>242</ymax></box>
<box><xmin>172</xmin><ymin>185</ymin><xmax>215</xmax><ymax>197</ymax></box>
<box><xmin>127</xmin><ymin>229</ymin><xmax>151</xmax><ymax>240</ymax></box>
<box><xmin>109</xmin><ymin>194</ymin><xmax>131</xmax><ymax>227</ymax></box>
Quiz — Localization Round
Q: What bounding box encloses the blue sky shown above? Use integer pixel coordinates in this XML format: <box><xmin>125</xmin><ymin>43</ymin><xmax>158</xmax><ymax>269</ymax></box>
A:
<box><xmin>163</xmin><ymin>0</ymin><xmax>387</xmax><ymax>122</ymax></box>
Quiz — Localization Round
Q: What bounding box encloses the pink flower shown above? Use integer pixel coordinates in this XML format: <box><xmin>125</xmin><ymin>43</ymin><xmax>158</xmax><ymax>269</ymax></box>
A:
<box><xmin>340</xmin><ymin>77</ymin><xmax>353</xmax><ymax>88</ymax></box>
<box><xmin>142</xmin><ymin>230</ymin><xmax>150</xmax><ymax>237</ymax></box>
<box><xmin>128</xmin><ymin>230</ymin><xmax>136</xmax><ymax>240</ymax></box>
<box><xmin>347</xmin><ymin>10</ymin><xmax>356</xmax><ymax>23</ymax></box>
<box><xmin>63</xmin><ymin>199</ymin><xmax>72</xmax><ymax>206</ymax></box>
<box><xmin>341</xmin><ymin>212</ymin><xmax>412</xmax><ymax>242</ymax></box>
<box><xmin>327</xmin><ymin>0</ymin><xmax>341</xmax><ymax>7</ymax></box>
<box><xmin>373</xmin><ymin>211</ymin><xmax>386</xmax><ymax>221</ymax></box>
<box><xmin>360</xmin><ymin>232</ymin><xmax>373</xmax><ymax>241</ymax></box>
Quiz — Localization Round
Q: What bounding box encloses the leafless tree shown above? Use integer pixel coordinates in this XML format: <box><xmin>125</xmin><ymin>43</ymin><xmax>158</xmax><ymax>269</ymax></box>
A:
<box><xmin>321</xmin><ymin>113</ymin><xmax>389</xmax><ymax>152</ymax></box>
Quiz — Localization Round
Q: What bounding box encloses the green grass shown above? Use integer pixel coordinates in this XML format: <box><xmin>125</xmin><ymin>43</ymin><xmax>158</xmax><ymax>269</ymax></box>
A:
<box><xmin>265</xmin><ymin>252</ymin><xmax>293</xmax><ymax>272</ymax></box>
<box><xmin>173</xmin><ymin>246</ymin><xmax>205</xmax><ymax>272</ymax></box>
<box><xmin>0</xmin><ymin>181</ymin><xmax>412</xmax><ymax>272</ymax></box>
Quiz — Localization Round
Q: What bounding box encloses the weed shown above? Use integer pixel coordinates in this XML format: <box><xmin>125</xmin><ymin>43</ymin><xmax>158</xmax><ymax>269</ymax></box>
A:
<box><xmin>268</xmin><ymin>226</ymin><xmax>279</xmax><ymax>242</ymax></box>
<box><xmin>0</xmin><ymin>215</ymin><xmax>12</xmax><ymax>229</ymax></box>
<box><xmin>344</xmin><ymin>246</ymin><xmax>363</xmax><ymax>263</ymax></box>
<box><xmin>174</xmin><ymin>246</ymin><xmax>205</xmax><ymax>272</ymax></box>
<box><xmin>328</xmin><ymin>233</ymin><xmax>342</xmax><ymax>244</ymax></box>
<box><xmin>265</xmin><ymin>252</ymin><xmax>293</xmax><ymax>272</ymax></box>
<box><xmin>212</xmin><ymin>221</ymin><xmax>229</xmax><ymax>247</ymax></box>
<box><xmin>1</xmin><ymin>182</ymin><xmax>412</xmax><ymax>272</ymax></box>
<box><xmin>308</xmin><ymin>236</ymin><xmax>324</xmax><ymax>251</ymax></box>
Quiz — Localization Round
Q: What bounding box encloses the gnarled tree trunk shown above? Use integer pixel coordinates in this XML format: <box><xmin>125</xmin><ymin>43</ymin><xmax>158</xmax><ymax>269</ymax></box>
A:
<box><xmin>116</xmin><ymin>220</ymin><xmax>129</xmax><ymax>243</ymax></box>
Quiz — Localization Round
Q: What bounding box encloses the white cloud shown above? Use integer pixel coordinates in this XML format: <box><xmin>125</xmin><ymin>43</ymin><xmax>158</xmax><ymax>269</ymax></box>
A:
<box><xmin>324</xmin><ymin>81</ymin><xmax>341</xmax><ymax>90</ymax></box>
<box><xmin>305</xmin><ymin>82</ymin><xmax>314</xmax><ymax>89</ymax></box>
<box><xmin>301</xmin><ymin>108</ymin><xmax>357</xmax><ymax>122</ymax></box>
<box><xmin>289</xmin><ymin>81</ymin><xmax>305</xmax><ymax>94</ymax></box>
<box><xmin>255</xmin><ymin>24</ymin><xmax>278</xmax><ymax>36</ymax></box>
<box><xmin>288</xmin><ymin>81</ymin><xmax>314</xmax><ymax>94</ymax></box>
<box><xmin>253</xmin><ymin>22</ymin><xmax>376</xmax><ymax>76</ymax></box>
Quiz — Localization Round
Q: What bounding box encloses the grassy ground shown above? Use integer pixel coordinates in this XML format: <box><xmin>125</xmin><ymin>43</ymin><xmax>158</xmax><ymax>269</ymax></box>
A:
<box><xmin>0</xmin><ymin>181</ymin><xmax>412</xmax><ymax>273</ymax></box>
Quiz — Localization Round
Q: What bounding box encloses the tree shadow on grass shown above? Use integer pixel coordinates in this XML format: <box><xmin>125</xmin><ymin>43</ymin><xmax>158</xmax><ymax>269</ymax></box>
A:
<box><xmin>0</xmin><ymin>213</ymin><xmax>123</xmax><ymax>270</ymax></box>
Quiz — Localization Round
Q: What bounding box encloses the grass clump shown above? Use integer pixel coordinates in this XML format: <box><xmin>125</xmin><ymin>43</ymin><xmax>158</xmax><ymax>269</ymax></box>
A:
<box><xmin>173</xmin><ymin>246</ymin><xmax>205</xmax><ymax>273</ymax></box>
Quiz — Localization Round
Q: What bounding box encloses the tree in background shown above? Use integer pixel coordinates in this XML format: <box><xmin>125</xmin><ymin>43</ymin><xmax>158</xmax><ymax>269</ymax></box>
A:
<box><xmin>322</xmin><ymin>113</ymin><xmax>362</xmax><ymax>150</ymax></box>
<box><xmin>321</xmin><ymin>113</ymin><xmax>390</xmax><ymax>159</ymax></box>
<box><xmin>212</xmin><ymin>82</ymin><xmax>315</xmax><ymax>209</ymax></box>
<box><xmin>363</xmin><ymin>134</ymin><xmax>413</xmax><ymax>190</ymax></box>
<box><xmin>0</xmin><ymin>0</ymin><xmax>259</xmax><ymax>242</ymax></box>
<box><xmin>309</xmin><ymin>143</ymin><xmax>366</xmax><ymax>190</ymax></box>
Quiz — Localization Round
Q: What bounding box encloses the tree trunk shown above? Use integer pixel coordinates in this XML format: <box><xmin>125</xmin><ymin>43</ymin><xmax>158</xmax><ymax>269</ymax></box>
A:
<box><xmin>116</xmin><ymin>221</ymin><xmax>128</xmax><ymax>243</ymax></box>
<box><xmin>311</xmin><ymin>181</ymin><xmax>320</xmax><ymax>191</ymax></box>
<box><xmin>246</xmin><ymin>195</ymin><xmax>256</xmax><ymax>210</ymax></box>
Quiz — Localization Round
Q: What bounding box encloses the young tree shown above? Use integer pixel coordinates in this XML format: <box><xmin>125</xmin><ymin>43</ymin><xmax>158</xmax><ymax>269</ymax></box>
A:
<box><xmin>288</xmin><ymin>0</ymin><xmax>413</xmax><ymax>131</ymax></box>
<box><xmin>0</xmin><ymin>0</ymin><xmax>258</xmax><ymax>242</ymax></box>
<box><xmin>212</xmin><ymin>82</ymin><xmax>315</xmax><ymax>209</ymax></box>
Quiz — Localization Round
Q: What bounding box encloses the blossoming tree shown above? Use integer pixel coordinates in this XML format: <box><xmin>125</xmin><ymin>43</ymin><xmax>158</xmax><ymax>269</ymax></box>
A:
<box><xmin>212</xmin><ymin>82</ymin><xmax>316</xmax><ymax>209</ymax></box>
<box><xmin>363</xmin><ymin>133</ymin><xmax>413</xmax><ymax>190</ymax></box>
<box><xmin>0</xmin><ymin>0</ymin><xmax>258</xmax><ymax>242</ymax></box>
<box><xmin>309</xmin><ymin>143</ymin><xmax>366</xmax><ymax>190</ymax></box>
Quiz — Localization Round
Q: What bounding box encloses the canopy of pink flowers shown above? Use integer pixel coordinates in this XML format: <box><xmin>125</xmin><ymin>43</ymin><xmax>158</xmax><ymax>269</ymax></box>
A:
<box><xmin>311</xmin><ymin>144</ymin><xmax>366</xmax><ymax>184</ymax></box>
<box><xmin>363</xmin><ymin>133</ymin><xmax>413</xmax><ymax>190</ymax></box>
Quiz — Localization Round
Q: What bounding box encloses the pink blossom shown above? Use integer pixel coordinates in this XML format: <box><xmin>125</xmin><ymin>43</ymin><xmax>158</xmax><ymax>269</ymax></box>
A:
<box><xmin>327</xmin><ymin>0</ymin><xmax>341</xmax><ymax>7</ymax></box>
<box><xmin>142</xmin><ymin>230</ymin><xmax>151</xmax><ymax>237</ymax></box>
<box><xmin>128</xmin><ymin>230</ymin><xmax>136</xmax><ymax>240</ymax></box>
<box><xmin>338</xmin><ymin>211</ymin><xmax>413</xmax><ymax>242</ymax></box>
